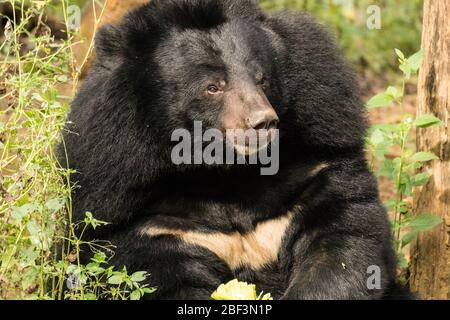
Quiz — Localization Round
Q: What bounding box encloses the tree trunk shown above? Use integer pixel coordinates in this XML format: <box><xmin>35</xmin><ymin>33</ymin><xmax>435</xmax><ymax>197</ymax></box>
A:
<box><xmin>410</xmin><ymin>0</ymin><xmax>450</xmax><ymax>300</ymax></box>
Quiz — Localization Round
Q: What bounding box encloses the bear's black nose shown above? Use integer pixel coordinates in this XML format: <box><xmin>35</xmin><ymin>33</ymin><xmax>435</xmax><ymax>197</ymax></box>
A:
<box><xmin>247</xmin><ymin>109</ymin><xmax>279</xmax><ymax>131</ymax></box>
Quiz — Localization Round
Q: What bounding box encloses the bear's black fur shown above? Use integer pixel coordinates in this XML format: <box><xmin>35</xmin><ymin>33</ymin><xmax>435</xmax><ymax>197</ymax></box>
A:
<box><xmin>61</xmin><ymin>0</ymin><xmax>410</xmax><ymax>299</ymax></box>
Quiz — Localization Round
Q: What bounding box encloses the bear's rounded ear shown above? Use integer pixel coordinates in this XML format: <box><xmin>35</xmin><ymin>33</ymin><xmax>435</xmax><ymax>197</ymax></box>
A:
<box><xmin>225</xmin><ymin>0</ymin><xmax>266</xmax><ymax>21</ymax></box>
<box><xmin>94</xmin><ymin>24</ymin><xmax>124</xmax><ymax>69</ymax></box>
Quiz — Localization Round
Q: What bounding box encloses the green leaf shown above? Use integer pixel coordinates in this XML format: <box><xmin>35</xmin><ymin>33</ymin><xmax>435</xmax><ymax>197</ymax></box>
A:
<box><xmin>367</xmin><ymin>86</ymin><xmax>402</xmax><ymax>109</ymax></box>
<box><xmin>379</xmin><ymin>159</ymin><xmax>395</xmax><ymax>178</ymax></box>
<box><xmin>130</xmin><ymin>271</ymin><xmax>147</xmax><ymax>283</ymax></box>
<box><xmin>395</xmin><ymin>48</ymin><xmax>405</xmax><ymax>60</ymax></box>
<box><xmin>86</xmin><ymin>263</ymin><xmax>105</xmax><ymax>275</ymax></box>
<box><xmin>85</xmin><ymin>211</ymin><xmax>93</xmax><ymax>220</ymax></box>
<box><xmin>399</xmin><ymin>172</ymin><xmax>413</xmax><ymax>196</ymax></box>
<box><xmin>11</xmin><ymin>204</ymin><xmax>39</xmax><ymax>224</ymax></box>
<box><xmin>414</xmin><ymin>114</ymin><xmax>442</xmax><ymax>128</ymax></box>
<box><xmin>66</xmin><ymin>264</ymin><xmax>79</xmax><ymax>275</ymax></box>
<box><xmin>367</xmin><ymin>92</ymin><xmax>394</xmax><ymax>109</ymax></box>
<box><xmin>22</xmin><ymin>267</ymin><xmax>39</xmax><ymax>291</ymax></box>
<box><xmin>108</xmin><ymin>275</ymin><xmax>123</xmax><ymax>285</ymax></box>
<box><xmin>412</xmin><ymin>172</ymin><xmax>431</xmax><ymax>186</ymax></box>
<box><xmin>407</xmin><ymin>214</ymin><xmax>442</xmax><ymax>232</ymax></box>
<box><xmin>130</xmin><ymin>290</ymin><xmax>141</xmax><ymax>301</ymax></box>
<box><xmin>401</xmin><ymin>231</ymin><xmax>419</xmax><ymax>248</ymax></box>
<box><xmin>84</xmin><ymin>293</ymin><xmax>97</xmax><ymax>300</ymax></box>
<box><xmin>407</xmin><ymin>49</ymin><xmax>424</xmax><ymax>72</ymax></box>
<box><xmin>372</xmin><ymin>123</ymin><xmax>398</xmax><ymax>133</ymax></box>
<box><xmin>125</xmin><ymin>279</ymin><xmax>133</xmax><ymax>288</ymax></box>
<box><xmin>45</xmin><ymin>198</ymin><xmax>65</xmax><ymax>213</ymax></box>
<box><xmin>399</xmin><ymin>63</ymin><xmax>412</xmax><ymax>79</ymax></box>
<box><xmin>91</xmin><ymin>252</ymin><xmax>107</xmax><ymax>264</ymax></box>
<box><xmin>84</xmin><ymin>211</ymin><xmax>110</xmax><ymax>230</ymax></box>
<box><xmin>386</xmin><ymin>86</ymin><xmax>402</xmax><ymax>99</ymax></box>
<box><xmin>410</xmin><ymin>152</ymin><xmax>438</xmax><ymax>163</ymax></box>
<box><xmin>20</xmin><ymin>247</ymin><xmax>39</xmax><ymax>266</ymax></box>
<box><xmin>27</xmin><ymin>220</ymin><xmax>40</xmax><ymax>236</ymax></box>
<box><xmin>143</xmin><ymin>287</ymin><xmax>157</xmax><ymax>294</ymax></box>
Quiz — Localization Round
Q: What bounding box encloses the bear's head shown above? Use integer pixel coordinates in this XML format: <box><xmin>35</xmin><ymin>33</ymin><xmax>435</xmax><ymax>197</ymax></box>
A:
<box><xmin>88</xmin><ymin>0</ymin><xmax>366</xmax><ymax>169</ymax></box>
<box><xmin>93</xmin><ymin>0</ymin><xmax>288</xmax><ymax>158</ymax></box>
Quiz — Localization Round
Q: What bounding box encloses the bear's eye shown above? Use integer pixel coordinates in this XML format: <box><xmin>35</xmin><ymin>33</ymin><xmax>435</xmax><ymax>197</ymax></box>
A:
<box><xmin>207</xmin><ymin>84</ymin><xmax>221</xmax><ymax>95</ymax></box>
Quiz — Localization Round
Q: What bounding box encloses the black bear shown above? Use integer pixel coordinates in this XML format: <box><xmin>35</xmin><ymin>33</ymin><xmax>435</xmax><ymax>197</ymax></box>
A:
<box><xmin>61</xmin><ymin>0</ymin><xmax>409</xmax><ymax>299</ymax></box>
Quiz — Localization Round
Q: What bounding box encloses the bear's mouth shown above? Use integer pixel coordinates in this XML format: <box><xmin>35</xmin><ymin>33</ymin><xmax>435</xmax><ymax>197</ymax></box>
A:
<box><xmin>227</xmin><ymin>129</ymin><xmax>278</xmax><ymax>156</ymax></box>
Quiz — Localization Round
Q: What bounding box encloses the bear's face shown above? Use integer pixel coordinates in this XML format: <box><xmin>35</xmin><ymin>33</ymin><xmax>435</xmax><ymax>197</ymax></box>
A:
<box><xmin>151</xmin><ymin>21</ymin><xmax>281</xmax><ymax>153</ymax></box>
<box><xmin>93</xmin><ymin>0</ymin><xmax>289</xmax><ymax>157</ymax></box>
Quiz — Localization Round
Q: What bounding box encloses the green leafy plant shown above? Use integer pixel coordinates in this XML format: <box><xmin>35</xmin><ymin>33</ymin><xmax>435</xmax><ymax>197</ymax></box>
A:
<box><xmin>0</xmin><ymin>0</ymin><xmax>155</xmax><ymax>300</ymax></box>
<box><xmin>63</xmin><ymin>247</ymin><xmax>156</xmax><ymax>300</ymax></box>
<box><xmin>366</xmin><ymin>48</ymin><xmax>443</xmax><ymax>269</ymax></box>
<box><xmin>60</xmin><ymin>212</ymin><xmax>156</xmax><ymax>300</ymax></box>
